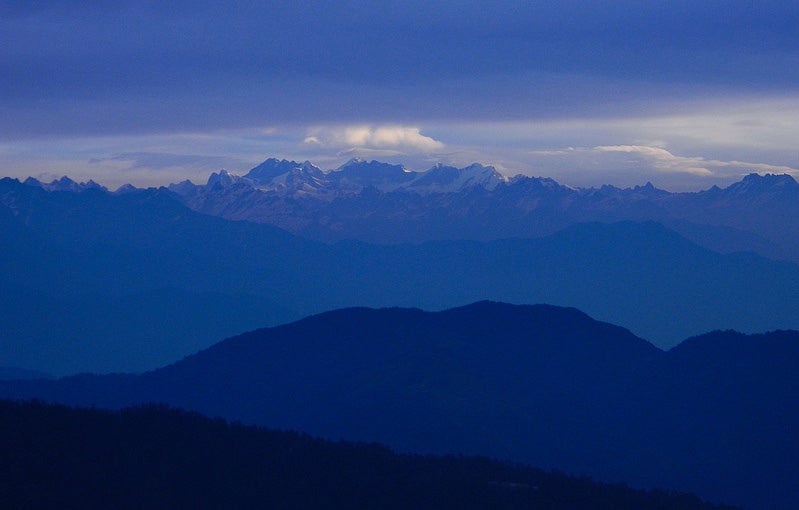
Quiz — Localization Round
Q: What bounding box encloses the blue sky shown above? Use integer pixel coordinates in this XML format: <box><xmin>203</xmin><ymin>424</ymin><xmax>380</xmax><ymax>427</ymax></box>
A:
<box><xmin>2</xmin><ymin>1</ymin><xmax>798</xmax><ymax>190</ymax></box>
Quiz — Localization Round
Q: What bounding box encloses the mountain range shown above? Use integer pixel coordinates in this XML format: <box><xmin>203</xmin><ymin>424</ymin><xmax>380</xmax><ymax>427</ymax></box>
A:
<box><xmin>2</xmin><ymin>302</ymin><xmax>795</xmax><ymax>510</ymax></box>
<box><xmin>164</xmin><ymin>158</ymin><xmax>799</xmax><ymax>263</ymax></box>
<box><xmin>3</xmin><ymin>173</ymin><xmax>799</xmax><ymax>374</ymax></box>
<box><xmin>3</xmin><ymin>160</ymin><xmax>797</xmax><ymax>508</ymax></box>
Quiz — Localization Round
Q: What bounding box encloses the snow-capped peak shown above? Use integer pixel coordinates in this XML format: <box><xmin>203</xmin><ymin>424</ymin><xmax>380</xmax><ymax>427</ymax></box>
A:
<box><xmin>405</xmin><ymin>163</ymin><xmax>507</xmax><ymax>193</ymax></box>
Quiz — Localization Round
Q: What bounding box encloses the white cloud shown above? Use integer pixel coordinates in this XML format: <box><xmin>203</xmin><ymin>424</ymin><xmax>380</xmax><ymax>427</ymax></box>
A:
<box><xmin>593</xmin><ymin>145</ymin><xmax>715</xmax><ymax>176</ymax></box>
<box><xmin>4</xmin><ymin>95</ymin><xmax>798</xmax><ymax>192</ymax></box>
<box><xmin>305</xmin><ymin>125</ymin><xmax>445</xmax><ymax>152</ymax></box>
<box><xmin>593</xmin><ymin>145</ymin><xmax>798</xmax><ymax>178</ymax></box>
<box><xmin>621</xmin><ymin>97</ymin><xmax>799</xmax><ymax>153</ymax></box>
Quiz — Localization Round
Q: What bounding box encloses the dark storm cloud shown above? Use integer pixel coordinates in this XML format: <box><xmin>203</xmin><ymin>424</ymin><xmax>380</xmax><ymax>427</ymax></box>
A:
<box><xmin>2</xmin><ymin>1</ymin><xmax>798</xmax><ymax>137</ymax></box>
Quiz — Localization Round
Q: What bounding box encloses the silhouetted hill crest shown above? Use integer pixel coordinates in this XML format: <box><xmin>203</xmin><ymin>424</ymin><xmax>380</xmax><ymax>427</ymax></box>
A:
<box><xmin>0</xmin><ymin>399</ymin><xmax>739</xmax><ymax>510</ymax></box>
<box><xmin>0</xmin><ymin>303</ymin><xmax>796</xmax><ymax>509</ymax></box>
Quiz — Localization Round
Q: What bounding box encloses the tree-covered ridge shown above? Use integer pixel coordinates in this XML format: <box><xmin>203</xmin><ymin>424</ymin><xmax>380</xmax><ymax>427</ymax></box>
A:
<box><xmin>0</xmin><ymin>399</ymin><xmax>736</xmax><ymax>510</ymax></box>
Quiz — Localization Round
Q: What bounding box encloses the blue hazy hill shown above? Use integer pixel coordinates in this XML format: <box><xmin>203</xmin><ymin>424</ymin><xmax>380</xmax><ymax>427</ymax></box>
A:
<box><xmin>2</xmin><ymin>177</ymin><xmax>799</xmax><ymax>373</ymax></box>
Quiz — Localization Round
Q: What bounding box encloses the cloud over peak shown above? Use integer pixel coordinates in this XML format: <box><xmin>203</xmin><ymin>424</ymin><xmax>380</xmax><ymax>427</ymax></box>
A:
<box><xmin>305</xmin><ymin>126</ymin><xmax>445</xmax><ymax>153</ymax></box>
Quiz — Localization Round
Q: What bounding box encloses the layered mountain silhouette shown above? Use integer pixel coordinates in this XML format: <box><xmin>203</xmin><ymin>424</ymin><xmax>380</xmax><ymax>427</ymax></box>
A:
<box><xmin>4</xmin><ymin>161</ymin><xmax>795</xmax><ymax>509</ymax></box>
<box><xmin>2</xmin><ymin>302</ymin><xmax>795</xmax><ymax>510</ymax></box>
<box><xmin>3</xmin><ymin>176</ymin><xmax>799</xmax><ymax>373</ymax></box>
<box><xmin>0</xmin><ymin>399</ymin><xmax>737</xmax><ymax>509</ymax></box>
<box><xmin>166</xmin><ymin>158</ymin><xmax>799</xmax><ymax>263</ymax></box>
<box><xmin>0</xmin><ymin>178</ymin><xmax>304</xmax><ymax>374</ymax></box>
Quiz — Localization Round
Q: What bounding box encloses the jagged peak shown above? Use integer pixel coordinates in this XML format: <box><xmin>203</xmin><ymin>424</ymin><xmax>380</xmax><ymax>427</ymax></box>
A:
<box><xmin>206</xmin><ymin>169</ymin><xmax>246</xmax><ymax>188</ymax></box>
<box><xmin>255</xmin><ymin>157</ymin><xmax>303</xmax><ymax>168</ymax></box>
<box><xmin>726</xmin><ymin>172</ymin><xmax>799</xmax><ymax>193</ymax></box>
<box><xmin>45</xmin><ymin>176</ymin><xmax>80</xmax><ymax>191</ymax></box>
<box><xmin>335</xmin><ymin>158</ymin><xmax>407</xmax><ymax>173</ymax></box>
<box><xmin>462</xmin><ymin>162</ymin><xmax>493</xmax><ymax>173</ymax></box>
<box><xmin>508</xmin><ymin>174</ymin><xmax>571</xmax><ymax>191</ymax></box>
<box><xmin>406</xmin><ymin>162</ymin><xmax>507</xmax><ymax>192</ymax></box>
<box><xmin>743</xmin><ymin>172</ymin><xmax>795</xmax><ymax>182</ymax></box>
<box><xmin>21</xmin><ymin>176</ymin><xmax>109</xmax><ymax>192</ymax></box>
<box><xmin>82</xmin><ymin>179</ymin><xmax>105</xmax><ymax>191</ymax></box>
<box><xmin>166</xmin><ymin>179</ymin><xmax>198</xmax><ymax>195</ymax></box>
<box><xmin>113</xmin><ymin>183</ymin><xmax>140</xmax><ymax>194</ymax></box>
<box><xmin>340</xmin><ymin>157</ymin><xmax>363</xmax><ymax>166</ymax></box>
<box><xmin>242</xmin><ymin>158</ymin><xmax>313</xmax><ymax>184</ymax></box>
<box><xmin>631</xmin><ymin>181</ymin><xmax>668</xmax><ymax>196</ymax></box>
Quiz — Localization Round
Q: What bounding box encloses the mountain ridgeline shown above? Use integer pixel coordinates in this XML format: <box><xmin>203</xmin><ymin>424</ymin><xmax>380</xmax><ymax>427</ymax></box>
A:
<box><xmin>2</xmin><ymin>302</ymin><xmax>797</xmax><ymax>510</ymax></box>
<box><xmin>169</xmin><ymin>157</ymin><xmax>799</xmax><ymax>262</ymax></box>
<box><xmin>3</xmin><ymin>174</ymin><xmax>799</xmax><ymax>374</ymax></box>
<box><xmin>0</xmin><ymin>399</ymin><xmax>737</xmax><ymax>510</ymax></box>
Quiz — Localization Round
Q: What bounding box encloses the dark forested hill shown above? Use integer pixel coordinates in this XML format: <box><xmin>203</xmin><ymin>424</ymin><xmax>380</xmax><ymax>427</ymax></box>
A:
<box><xmin>0</xmin><ymin>399</ymin><xmax>736</xmax><ymax>510</ymax></box>
<box><xmin>2</xmin><ymin>302</ymin><xmax>796</xmax><ymax>509</ymax></box>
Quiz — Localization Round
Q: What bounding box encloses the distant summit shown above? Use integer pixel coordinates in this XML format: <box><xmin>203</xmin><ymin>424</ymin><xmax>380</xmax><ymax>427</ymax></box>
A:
<box><xmin>721</xmin><ymin>172</ymin><xmax>798</xmax><ymax>195</ymax></box>
<box><xmin>23</xmin><ymin>176</ymin><xmax>107</xmax><ymax>192</ymax></box>
<box><xmin>206</xmin><ymin>169</ymin><xmax>242</xmax><ymax>188</ymax></box>
<box><xmin>328</xmin><ymin>159</ymin><xmax>415</xmax><ymax>191</ymax></box>
<box><xmin>244</xmin><ymin>158</ymin><xmax>325</xmax><ymax>187</ymax></box>
<box><xmin>405</xmin><ymin>163</ymin><xmax>506</xmax><ymax>193</ymax></box>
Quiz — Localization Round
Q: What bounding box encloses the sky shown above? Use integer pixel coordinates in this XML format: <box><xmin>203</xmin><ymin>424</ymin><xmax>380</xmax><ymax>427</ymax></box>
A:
<box><xmin>2</xmin><ymin>1</ymin><xmax>798</xmax><ymax>191</ymax></box>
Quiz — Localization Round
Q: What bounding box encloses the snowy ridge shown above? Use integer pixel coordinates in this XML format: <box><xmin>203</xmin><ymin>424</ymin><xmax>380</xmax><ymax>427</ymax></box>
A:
<box><xmin>405</xmin><ymin>163</ymin><xmax>507</xmax><ymax>194</ymax></box>
<box><xmin>195</xmin><ymin>159</ymin><xmax>512</xmax><ymax>197</ymax></box>
<box><xmin>15</xmin><ymin>158</ymin><xmax>799</xmax><ymax>261</ymax></box>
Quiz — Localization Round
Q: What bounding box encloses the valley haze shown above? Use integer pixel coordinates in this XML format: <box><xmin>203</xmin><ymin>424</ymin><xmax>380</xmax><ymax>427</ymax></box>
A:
<box><xmin>3</xmin><ymin>159</ymin><xmax>799</xmax><ymax>374</ymax></box>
